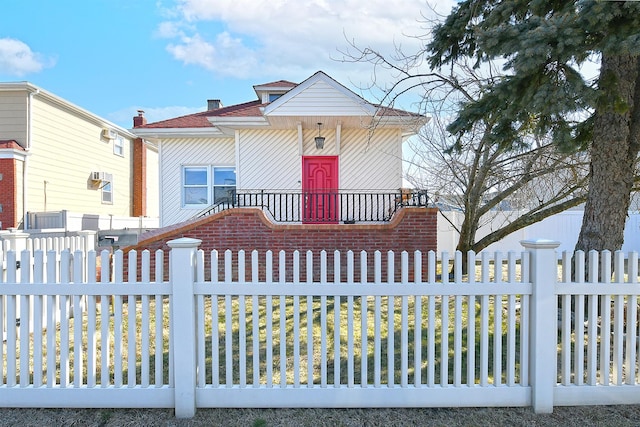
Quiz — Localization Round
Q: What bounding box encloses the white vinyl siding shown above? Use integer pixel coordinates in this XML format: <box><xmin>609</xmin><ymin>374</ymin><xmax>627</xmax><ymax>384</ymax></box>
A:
<box><xmin>339</xmin><ymin>128</ymin><xmax>403</xmax><ymax>191</ymax></box>
<box><xmin>0</xmin><ymin>91</ymin><xmax>28</xmax><ymax>144</ymax></box>
<box><xmin>26</xmin><ymin>96</ymin><xmax>134</xmax><ymax>216</ymax></box>
<box><xmin>238</xmin><ymin>129</ymin><xmax>299</xmax><ymax>190</ymax></box>
<box><xmin>145</xmin><ymin>146</ymin><xmax>160</xmax><ymax>217</ymax></box>
<box><xmin>160</xmin><ymin>137</ymin><xmax>235</xmax><ymax>226</ymax></box>
<box><xmin>266</xmin><ymin>80</ymin><xmax>371</xmax><ymax>117</ymax></box>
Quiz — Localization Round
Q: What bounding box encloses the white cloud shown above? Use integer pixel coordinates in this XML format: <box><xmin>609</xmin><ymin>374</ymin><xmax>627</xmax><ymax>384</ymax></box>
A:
<box><xmin>0</xmin><ymin>38</ymin><xmax>53</xmax><ymax>76</ymax></box>
<box><xmin>155</xmin><ymin>21</ymin><xmax>184</xmax><ymax>39</ymax></box>
<box><xmin>166</xmin><ymin>32</ymin><xmax>257</xmax><ymax>78</ymax></box>
<box><xmin>159</xmin><ymin>0</ymin><xmax>456</xmax><ymax>82</ymax></box>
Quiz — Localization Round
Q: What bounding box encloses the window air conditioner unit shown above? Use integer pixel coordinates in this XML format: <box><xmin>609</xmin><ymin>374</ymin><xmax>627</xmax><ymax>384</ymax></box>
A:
<box><xmin>92</xmin><ymin>171</ymin><xmax>107</xmax><ymax>181</ymax></box>
<box><xmin>102</xmin><ymin>128</ymin><xmax>117</xmax><ymax>140</ymax></box>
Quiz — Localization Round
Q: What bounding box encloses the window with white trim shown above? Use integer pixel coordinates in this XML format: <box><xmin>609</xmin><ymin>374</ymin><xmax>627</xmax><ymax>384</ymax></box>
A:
<box><xmin>182</xmin><ymin>166</ymin><xmax>236</xmax><ymax>207</ymax></box>
<box><xmin>213</xmin><ymin>167</ymin><xmax>236</xmax><ymax>203</ymax></box>
<box><xmin>114</xmin><ymin>136</ymin><xmax>125</xmax><ymax>157</ymax></box>
<box><xmin>183</xmin><ymin>166</ymin><xmax>209</xmax><ymax>206</ymax></box>
<box><xmin>101</xmin><ymin>173</ymin><xmax>113</xmax><ymax>204</ymax></box>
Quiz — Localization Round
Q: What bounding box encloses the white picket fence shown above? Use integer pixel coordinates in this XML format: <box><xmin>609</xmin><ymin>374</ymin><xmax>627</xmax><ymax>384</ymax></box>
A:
<box><xmin>2</xmin><ymin>238</ymin><xmax>640</xmax><ymax>418</ymax></box>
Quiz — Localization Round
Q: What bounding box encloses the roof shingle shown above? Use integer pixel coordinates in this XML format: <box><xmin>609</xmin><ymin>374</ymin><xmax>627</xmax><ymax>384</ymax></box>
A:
<box><xmin>136</xmin><ymin>100</ymin><xmax>264</xmax><ymax>129</ymax></box>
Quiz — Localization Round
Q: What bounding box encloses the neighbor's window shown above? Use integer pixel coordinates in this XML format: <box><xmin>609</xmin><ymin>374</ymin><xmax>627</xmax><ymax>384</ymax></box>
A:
<box><xmin>114</xmin><ymin>136</ymin><xmax>125</xmax><ymax>157</ymax></box>
<box><xmin>213</xmin><ymin>167</ymin><xmax>236</xmax><ymax>203</ymax></box>
<box><xmin>183</xmin><ymin>166</ymin><xmax>209</xmax><ymax>206</ymax></box>
<box><xmin>101</xmin><ymin>174</ymin><xmax>113</xmax><ymax>204</ymax></box>
<box><xmin>268</xmin><ymin>93</ymin><xmax>282</xmax><ymax>102</ymax></box>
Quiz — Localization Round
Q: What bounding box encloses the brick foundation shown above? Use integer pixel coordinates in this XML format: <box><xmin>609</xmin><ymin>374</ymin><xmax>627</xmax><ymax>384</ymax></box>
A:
<box><xmin>125</xmin><ymin>207</ymin><xmax>437</xmax><ymax>282</ymax></box>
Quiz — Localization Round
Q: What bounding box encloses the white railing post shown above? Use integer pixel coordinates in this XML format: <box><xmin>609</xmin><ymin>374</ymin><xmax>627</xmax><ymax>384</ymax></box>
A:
<box><xmin>167</xmin><ymin>237</ymin><xmax>202</xmax><ymax>418</ymax></box>
<box><xmin>520</xmin><ymin>239</ymin><xmax>560</xmax><ymax>414</ymax></box>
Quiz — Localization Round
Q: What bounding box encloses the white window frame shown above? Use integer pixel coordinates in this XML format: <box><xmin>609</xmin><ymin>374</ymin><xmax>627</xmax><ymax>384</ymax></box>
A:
<box><xmin>113</xmin><ymin>136</ymin><xmax>125</xmax><ymax>157</ymax></box>
<box><xmin>182</xmin><ymin>166</ymin><xmax>210</xmax><ymax>207</ymax></box>
<box><xmin>101</xmin><ymin>173</ymin><xmax>114</xmax><ymax>204</ymax></box>
<box><xmin>182</xmin><ymin>165</ymin><xmax>236</xmax><ymax>208</ymax></box>
<box><xmin>212</xmin><ymin>166</ymin><xmax>236</xmax><ymax>204</ymax></box>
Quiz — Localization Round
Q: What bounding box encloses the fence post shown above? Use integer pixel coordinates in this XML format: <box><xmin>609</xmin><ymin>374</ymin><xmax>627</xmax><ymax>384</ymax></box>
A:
<box><xmin>0</xmin><ymin>228</ymin><xmax>29</xmax><ymax>252</ymax></box>
<box><xmin>78</xmin><ymin>230</ymin><xmax>97</xmax><ymax>252</ymax></box>
<box><xmin>521</xmin><ymin>239</ymin><xmax>560</xmax><ymax>414</ymax></box>
<box><xmin>167</xmin><ymin>237</ymin><xmax>202</xmax><ymax>418</ymax></box>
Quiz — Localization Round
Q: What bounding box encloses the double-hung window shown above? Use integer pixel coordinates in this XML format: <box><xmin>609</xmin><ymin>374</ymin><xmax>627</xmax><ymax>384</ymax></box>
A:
<box><xmin>182</xmin><ymin>166</ymin><xmax>236</xmax><ymax>207</ymax></box>
<box><xmin>213</xmin><ymin>167</ymin><xmax>236</xmax><ymax>203</ymax></box>
<box><xmin>101</xmin><ymin>173</ymin><xmax>114</xmax><ymax>204</ymax></box>
<box><xmin>113</xmin><ymin>136</ymin><xmax>125</xmax><ymax>157</ymax></box>
<box><xmin>183</xmin><ymin>166</ymin><xmax>209</xmax><ymax>206</ymax></box>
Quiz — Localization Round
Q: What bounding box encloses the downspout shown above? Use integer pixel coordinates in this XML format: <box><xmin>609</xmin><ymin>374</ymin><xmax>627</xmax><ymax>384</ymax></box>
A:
<box><xmin>23</xmin><ymin>88</ymin><xmax>39</xmax><ymax>229</ymax></box>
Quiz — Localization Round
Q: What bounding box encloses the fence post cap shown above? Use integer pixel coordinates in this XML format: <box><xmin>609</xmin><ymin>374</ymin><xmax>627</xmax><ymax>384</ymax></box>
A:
<box><xmin>520</xmin><ymin>239</ymin><xmax>561</xmax><ymax>249</ymax></box>
<box><xmin>166</xmin><ymin>237</ymin><xmax>202</xmax><ymax>248</ymax></box>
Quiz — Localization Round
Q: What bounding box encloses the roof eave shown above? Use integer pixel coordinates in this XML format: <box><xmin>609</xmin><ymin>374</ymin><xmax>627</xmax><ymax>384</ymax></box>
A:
<box><xmin>377</xmin><ymin>115</ymin><xmax>430</xmax><ymax>132</ymax></box>
<box><xmin>0</xmin><ymin>82</ymin><xmax>137</xmax><ymax>138</ymax></box>
<box><xmin>206</xmin><ymin>116</ymin><xmax>270</xmax><ymax>128</ymax></box>
<box><xmin>131</xmin><ymin>127</ymin><xmax>229</xmax><ymax>138</ymax></box>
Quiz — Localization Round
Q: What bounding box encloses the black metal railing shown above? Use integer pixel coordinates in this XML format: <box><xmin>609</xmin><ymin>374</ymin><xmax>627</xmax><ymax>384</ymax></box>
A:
<box><xmin>195</xmin><ymin>189</ymin><xmax>428</xmax><ymax>223</ymax></box>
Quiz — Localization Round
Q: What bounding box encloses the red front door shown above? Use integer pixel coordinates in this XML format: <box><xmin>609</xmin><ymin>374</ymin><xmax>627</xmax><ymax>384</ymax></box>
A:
<box><xmin>302</xmin><ymin>156</ymin><xmax>339</xmax><ymax>224</ymax></box>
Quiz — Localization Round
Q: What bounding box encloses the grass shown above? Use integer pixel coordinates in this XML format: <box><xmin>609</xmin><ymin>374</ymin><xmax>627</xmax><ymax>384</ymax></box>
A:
<box><xmin>200</xmin><ymin>293</ymin><xmax>522</xmax><ymax>387</ymax></box>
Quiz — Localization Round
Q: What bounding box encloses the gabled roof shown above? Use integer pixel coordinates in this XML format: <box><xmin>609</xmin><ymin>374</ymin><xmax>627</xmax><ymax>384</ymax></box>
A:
<box><xmin>253</xmin><ymin>80</ymin><xmax>297</xmax><ymax>89</ymax></box>
<box><xmin>262</xmin><ymin>71</ymin><xmax>375</xmax><ymax>117</ymax></box>
<box><xmin>253</xmin><ymin>80</ymin><xmax>297</xmax><ymax>98</ymax></box>
<box><xmin>133</xmin><ymin>71</ymin><xmax>427</xmax><ymax>133</ymax></box>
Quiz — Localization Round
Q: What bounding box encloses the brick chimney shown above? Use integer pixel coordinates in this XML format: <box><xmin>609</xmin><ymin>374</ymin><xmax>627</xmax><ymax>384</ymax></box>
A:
<box><xmin>133</xmin><ymin>110</ymin><xmax>147</xmax><ymax>127</ymax></box>
<box><xmin>207</xmin><ymin>99</ymin><xmax>223</xmax><ymax>110</ymax></box>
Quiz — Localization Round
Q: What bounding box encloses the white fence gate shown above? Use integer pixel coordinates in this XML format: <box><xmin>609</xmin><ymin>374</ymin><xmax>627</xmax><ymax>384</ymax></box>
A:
<box><xmin>2</xmin><ymin>238</ymin><xmax>640</xmax><ymax>418</ymax></box>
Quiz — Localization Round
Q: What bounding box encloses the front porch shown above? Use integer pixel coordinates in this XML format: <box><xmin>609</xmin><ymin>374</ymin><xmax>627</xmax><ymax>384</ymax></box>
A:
<box><xmin>194</xmin><ymin>189</ymin><xmax>429</xmax><ymax>224</ymax></box>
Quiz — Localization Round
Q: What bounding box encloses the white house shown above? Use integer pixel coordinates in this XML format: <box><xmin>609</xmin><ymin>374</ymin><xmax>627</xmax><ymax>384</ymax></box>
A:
<box><xmin>132</xmin><ymin>71</ymin><xmax>428</xmax><ymax>227</ymax></box>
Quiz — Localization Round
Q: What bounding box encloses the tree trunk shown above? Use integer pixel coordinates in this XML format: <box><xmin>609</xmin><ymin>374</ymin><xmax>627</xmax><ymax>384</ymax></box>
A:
<box><xmin>575</xmin><ymin>54</ymin><xmax>640</xmax><ymax>256</ymax></box>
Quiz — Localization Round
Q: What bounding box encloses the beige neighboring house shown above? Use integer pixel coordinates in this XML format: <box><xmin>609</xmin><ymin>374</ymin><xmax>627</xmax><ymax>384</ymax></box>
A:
<box><xmin>132</xmin><ymin>71</ymin><xmax>428</xmax><ymax>227</ymax></box>
<box><xmin>0</xmin><ymin>82</ymin><xmax>159</xmax><ymax>232</ymax></box>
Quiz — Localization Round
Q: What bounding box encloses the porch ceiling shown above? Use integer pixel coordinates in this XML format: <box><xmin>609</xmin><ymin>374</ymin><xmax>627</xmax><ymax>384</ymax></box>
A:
<box><xmin>265</xmin><ymin>115</ymin><xmax>427</xmax><ymax>132</ymax></box>
<box><xmin>265</xmin><ymin>116</ymin><xmax>374</xmax><ymax>130</ymax></box>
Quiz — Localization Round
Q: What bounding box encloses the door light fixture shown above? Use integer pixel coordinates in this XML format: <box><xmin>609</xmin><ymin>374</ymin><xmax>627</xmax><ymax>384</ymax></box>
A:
<box><xmin>315</xmin><ymin>122</ymin><xmax>325</xmax><ymax>149</ymax></box>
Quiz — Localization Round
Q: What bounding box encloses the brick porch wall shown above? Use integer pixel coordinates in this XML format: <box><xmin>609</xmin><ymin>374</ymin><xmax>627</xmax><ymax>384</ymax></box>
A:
<box><xmin>125</xmin><ymin>207</ymin><xmax>437</xmax><ymax>282</ymax></box>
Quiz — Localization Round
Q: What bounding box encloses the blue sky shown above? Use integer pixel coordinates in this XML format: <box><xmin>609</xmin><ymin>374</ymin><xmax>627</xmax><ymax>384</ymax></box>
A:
<box><xmin>0</xmin><ymin>0</ymin><xmax>454</xmax><ymax>129</ymax></box>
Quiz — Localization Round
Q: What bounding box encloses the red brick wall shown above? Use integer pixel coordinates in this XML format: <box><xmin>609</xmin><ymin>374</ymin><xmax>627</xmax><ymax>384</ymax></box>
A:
<box><xmin>0</xmin><ymin>158</ymin><xmax>17</xmax><ymax>229</ymax></box>
<box><xmin>126</xmin><ymin>207</ymin><xmax>437</xmax><ymax>282</ymax></box>
<box><xmin>132</xmin><ymin>138</ymin><xmax>147</xmax><ymax>217</ymax></box>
